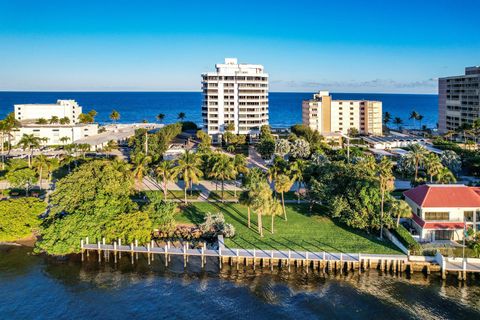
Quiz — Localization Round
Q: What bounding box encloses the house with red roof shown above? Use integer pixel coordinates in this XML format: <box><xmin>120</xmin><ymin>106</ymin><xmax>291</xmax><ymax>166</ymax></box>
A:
<box><xmin>403</xmin><ymin>184</ymin><xmax>480</xmax><ymax>242</ymax></box>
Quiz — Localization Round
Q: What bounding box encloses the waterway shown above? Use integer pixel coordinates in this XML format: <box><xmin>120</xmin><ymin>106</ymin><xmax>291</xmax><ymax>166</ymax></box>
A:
<box><xmin>1</xmin><ymin>245</ymin><xmax>479</xmax><ymax>319</ymax></box>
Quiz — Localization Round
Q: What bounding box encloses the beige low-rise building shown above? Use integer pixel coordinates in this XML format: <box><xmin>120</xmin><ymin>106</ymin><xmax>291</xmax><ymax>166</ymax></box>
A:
<box><xmin>302</xmin><ymin>91</ymin><xmax>382</xmax><ymax>136</ymax></box>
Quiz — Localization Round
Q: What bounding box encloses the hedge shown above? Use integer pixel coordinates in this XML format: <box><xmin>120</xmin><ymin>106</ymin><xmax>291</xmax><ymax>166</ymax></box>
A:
<box><xmin>391</xmin><ymin>225</ymin><xmax>421</xmax><ymax>254</ymax></box>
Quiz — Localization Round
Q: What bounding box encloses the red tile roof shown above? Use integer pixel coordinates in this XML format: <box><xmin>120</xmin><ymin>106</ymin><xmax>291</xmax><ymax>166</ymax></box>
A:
<box><xmin>404</xmin><ymin>184</ymin><xmax>480</xmax><ymax>208</ymax></box>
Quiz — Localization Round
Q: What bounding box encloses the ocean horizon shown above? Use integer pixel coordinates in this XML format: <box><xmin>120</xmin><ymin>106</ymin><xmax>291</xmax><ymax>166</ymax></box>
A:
<box><xmin>0</xmin><ymin>91</ymin><xmax>439</xmax><ymax>129</ymax></box>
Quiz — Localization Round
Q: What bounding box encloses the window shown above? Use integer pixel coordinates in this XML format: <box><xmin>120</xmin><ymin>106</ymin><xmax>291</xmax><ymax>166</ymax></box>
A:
<box><xmin>425</xmin><ymin>212</ymin><xmax>449</xmax><ymax>221</ymax></box>
<box><xmin>465</xmin><ymin>211</ymin><xmax>474</xmax><ymax>222</ymax></box>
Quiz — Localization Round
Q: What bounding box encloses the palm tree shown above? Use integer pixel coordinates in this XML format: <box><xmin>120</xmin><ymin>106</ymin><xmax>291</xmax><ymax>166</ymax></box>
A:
<box><xmin>417</xmin><ymin>114</ymin><xmax>424</xmax><ymax>130</ymax></box>
<box><xmin>110</xmin><ymin>110</ymin><xmax>120</xmax><ymax>123</ymax></box>
<box><xmin>177</xmin><ymin>112</ymin><xmax>186</xmax><ymax>121</ymax></box>
<box><xmin>377</xmin><ymin>157</ymin><xmax>394</xmax><ymax>239</ymax></box>
<box><xmin>60</xmin><ymin>136</ymin><xmax>70</xmax><ymax>145</ymax></box>
<box><xmin>49</xmin><ymin>116</ymin><xmax>59</xmax><ymax>124</ymax></box>
<box><xmin>232</xmin><ymin>154</ymin><xmax>248</xmax><ymax>197</ymax></box>
<box><xmin>275</xmin><ymin>174</ymin><xmax>293</xmax><ymax>221</ymax></box>
<box><xmin>18</xmin><ymin>134</ymin><xmax>41</xmax><ymax>168</ymax></box>
<box><xmin>404</xmin><ymin>144</ymin><xmax>429</xmax><ymax>181</ymax></box>
<box><xmin>210</xmin><ymin>154</ymin><xmax>236</xmax><ymax>201</ymax></box>
<box><xmin>33</xmin><ymin>154</ymin><xmax>48</xmax><ymax>189</ymax></box>
<box><xmin>390</xmin><ymin>200</ymin><xmax>412</xmax><ymax>228</ymax></box>
<box><xmin>424</xmin><ymin>153</ymin><xmax>443</xmax><ymax>183</ymax></box>
<box><xmin>267</xmin><ymin>198</ymin><xmax>283</xmax><ymax>234</ymax></box>
<box><xmin>132</xmin><ymin>152</ymin><xmax>152</xmax><ymax>185</ymax></box>
<box><xmin>0</xmin><ymin>119</ymin><xmax>9</xmax><ymax>170</ymax></box>
<box><xmin>239</xmin><ymin>191</ymin><xmax>254</xmax><ymax>228</ymax></box>
<box><xmin>2</xmin><ymin>112</ymin><xmax>18</xmax><ymax>156</ymax></box>
<box><xmin>155</xmin><ymin>160</ymin><xmax>176</xmax><ymax>200</ymax></box>
<box><xmin>383</xmin><ymin>112</ymin><xmax>392</xmax><ymax>127</ymax></box>
<box><xmin>409</xmin><ymin>111</ymin><xmax>419</xmax><ymax>129</ymax></box>
<box><xmin>175</xmin><ymin>150</ymin><xmax>203</xmax><ymax>204</ymax></box>
<box><xmin>393</xmin><ymin>117</ymin><xmax>403</xmax><ymax>131</ymax></box>
<box><xmin>59</xmin><ymin>117</ymin><xmax>70</xmax><ymax>125</ymax></box>
<box><xmin>250</xmin><ymin>180</ymin><xmax>272</xmax><ymax>237</ymax></box>
<box><xmin>288</xmin><ymin>159</ymin><xmax>305</xmax><ymax>203</ymax></box>
<box><xmin>242</xmin><ymin>168</ymin><xmax>264</xmax><ymax>228</ymax></box>
<box><xmin>436</xmin><ymin>167</ymin><xmax>457</xmax><ymax>184</ymax></box>
<box><xmin>156</xmin><ymin>113</ymin><xmax>165</xmax><ymax>123</ymax></box>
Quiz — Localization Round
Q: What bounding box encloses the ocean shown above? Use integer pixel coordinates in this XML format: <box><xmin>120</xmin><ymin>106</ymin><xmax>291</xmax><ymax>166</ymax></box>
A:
<box><xmin>0</xmin><ymin>92</ymin><xmax>438</xmax><ymax>129</ymax></box>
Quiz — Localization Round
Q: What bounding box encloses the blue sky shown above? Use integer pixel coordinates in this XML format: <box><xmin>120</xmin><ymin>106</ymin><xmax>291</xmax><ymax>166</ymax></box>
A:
<box><xmin>0</xmin><ymin>0</ymin><xmax>478</xmax><ymax>93</ymax></box>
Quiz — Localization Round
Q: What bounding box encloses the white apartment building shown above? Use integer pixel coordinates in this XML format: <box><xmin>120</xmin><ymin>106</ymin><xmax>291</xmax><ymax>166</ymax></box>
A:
<box><xmin>9</xmin><ymin>99</ymin><xmax>98</xmax><ymax>147</ymax></box>
<box><xmin>11</xmin><ymin>124</ymin><xmax>98</xmax><ymax>146</ymax></box>
<box><xmin>202</xmin><ymin>58</ymin><xmax>269</xmax><ymax>142</ymax></box>
<box><xmin>302</xmin><ymin>91</ymin><xmax>382</xmax><ymax>136</ymax></box>
<box><xmin>438</xmin><ymin>66</ymin><xmax>480</xmax><ymax>133</ymax></box>
<box><xmin>14</xmin><ymin>100</ymin><xmax>82</xmax><ymax>124</ymax></box>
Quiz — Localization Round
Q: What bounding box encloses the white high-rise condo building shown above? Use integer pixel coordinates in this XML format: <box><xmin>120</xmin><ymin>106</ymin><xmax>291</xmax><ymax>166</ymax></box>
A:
<box><xmin>14</xmin><ymin>99</ymin><xmax>82</xmax><ymax>124</ymax></box>
<box><xmin>438</xmin><ymin>66</ymin><xmax>480</xmax><ymax>133</ymax></box>
<box><xmin>202</xmin><ymin>58</ymin><xmax>269</xmax><ymax>142</ymax></box>
<box><xmin>302</xmin><ymin>91</ymin><xmax>382</xmax><ymax>136</ymax></box>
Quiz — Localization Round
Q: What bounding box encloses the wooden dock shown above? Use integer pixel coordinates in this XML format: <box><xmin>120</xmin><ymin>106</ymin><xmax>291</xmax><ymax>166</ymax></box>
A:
<box><xmin>80</xmin><ymin>236</ymin><xmax>413</xmax><ymax>274</ymax></box>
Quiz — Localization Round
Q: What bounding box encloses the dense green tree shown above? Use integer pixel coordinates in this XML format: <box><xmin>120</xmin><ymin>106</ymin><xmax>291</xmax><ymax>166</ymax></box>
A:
<box><xmin>146</xmin><ymin>195</ymin><xmax>177</xmax><ymax>233</ymax></box>
<box><xmin>36</xmin><ymin>160</ymin><xmax>145</xmax><ymax>255</ymax></box>
<box><xmin>6</xmin><ymin>167</ymin><xmax>37</xmax><ymax>196</ymax></box>
<box><xmin>0</xmin><ymin>197</ymin><xmax>46</xmax><ymax>242</ymax></box>
<box><xmin>256</xmin><ymin>138</ymin><xmax>275</xmax><ymax>159</ymax></box>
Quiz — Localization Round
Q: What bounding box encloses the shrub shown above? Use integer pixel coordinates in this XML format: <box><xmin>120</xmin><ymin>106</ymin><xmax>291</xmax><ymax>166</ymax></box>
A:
<box><xmin>199</xmin><ymin>212</ymin><xmax>235</xmax><ymax>238</ymax></box>
<box><xmin>391</xmin><ymin>225</ymin><xmax>421</xmax><ymax>254</ymax></box>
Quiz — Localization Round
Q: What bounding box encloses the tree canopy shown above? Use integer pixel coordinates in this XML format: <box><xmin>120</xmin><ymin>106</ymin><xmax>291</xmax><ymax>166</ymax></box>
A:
<box><xmin>0</xmin><ymin>197</ymin><xmax>46</xmax><ymax>242</ymax></box>
<box><xmin>36</xmin><ymin>160</ymin><xmax>153</xmax><ymax>255</ymax></box>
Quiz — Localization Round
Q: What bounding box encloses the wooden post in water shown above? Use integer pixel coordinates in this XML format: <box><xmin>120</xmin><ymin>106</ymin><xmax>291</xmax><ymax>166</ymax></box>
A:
<box><xmin>183</xmin><ymin>244</ymin><xmax>187</xmax><ymax>268</ymax></box>
<box><xmin>236</xmin><ymin>249</ymin><xmax>239</xmax><ymax>270</ymax></box>
<box><xmin>97</xmin><ymin>240</ymin><xmax>101</xmax><ymax>263</ymax></box>
<box><xmin>202</xmin><ymin>244</ymin><xmax>206</xmax><ymax>269</ymax></box>
<box><xmin>130</xmin><ymin>242</ymin><xmax>134</xmax><ymax>265</ymax></box>
<box><xmin>164</xmin><ymin>244</ymin><xmax>168</xmax><ymax>267</ymax></box>
<box><xmin>114</xmin><ymin>241</ymin><xmax>117</xmax><ymax>264</ymax></box>
<box><xmin>288</xmin><ymin>250</ymin><xmax>291</xmax><ymax>272</ymax></box>
<box><xmin>219</xmin><ymin>246</ymin><xmax>222</xmax><ymax>269</ymax></box>
<box><xmin>135</xmin><ymin>239</ymin><xmax>138</xmax><ymax>261</ymax></box>
<box><xmin>253</xmin><ymin>249</ymin><xmax>256</xmax><ymax>270</ymax></box>
<box><xmin>167</xmin><ymin>241</ymin><xmax>171</xmax><ymax>262</ymax></box>
<box><xmin>270</xmin><ymin>251</ymin><xmax>274</xmax><ymax>271</ymax></box>
<box><xmin>339</xmin><ymin>253</ymin><xmax>343</xmax><ymax>274</ymax></box>
<box><xmin>118</xmin><ymin>238</ymin><xmax>122</xmax><ymax>259</ymax></box>
<box><xmin>147</xmin><ymin>243</ymin><xmax>151</xmax><ymax>265</ymax></box>
<box><xmin>305</xmin><ymin>252</ymin><xmax>309</xmax><ymax>273</ymax></box>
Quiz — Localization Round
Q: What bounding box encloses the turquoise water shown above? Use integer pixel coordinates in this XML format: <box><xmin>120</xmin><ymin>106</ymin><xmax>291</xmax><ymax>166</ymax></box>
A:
<box><xmin>0</xmin><ymin>246</ymin><xmax>479</xmax><ymax>319</ymax></box>
<box><xmin>0</xmin><ymin>92</ymin><xmax>438</xmax><ymax>128</ymax></box>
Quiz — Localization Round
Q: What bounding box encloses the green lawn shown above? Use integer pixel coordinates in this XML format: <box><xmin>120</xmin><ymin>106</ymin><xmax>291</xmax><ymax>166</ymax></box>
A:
<box><xmin>138</xmin><ymin>190</ymin><xmax>201</xmax><ymax>201</ymax></box>
<box><xmin>177</xmin><ymin>202</ymin><xmax>400</xmax><ymax>254</ymax></box>
<box><xmin>208</xmin><ymin>190</ymin><xmax>239</xmax><ymax>200</ymax></box>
